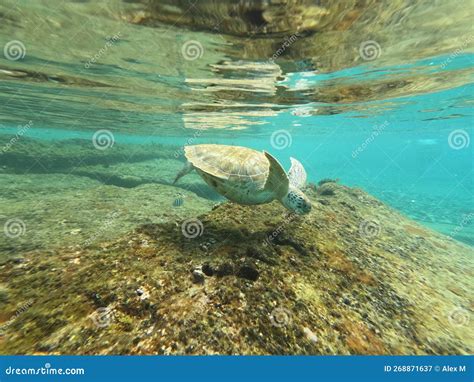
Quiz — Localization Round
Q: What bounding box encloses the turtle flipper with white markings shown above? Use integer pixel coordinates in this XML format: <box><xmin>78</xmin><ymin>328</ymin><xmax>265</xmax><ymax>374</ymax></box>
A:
<box><xmin>173</xmin><ymin>144</ymin><xmax>311</xmax><ymax>214</ymax></box>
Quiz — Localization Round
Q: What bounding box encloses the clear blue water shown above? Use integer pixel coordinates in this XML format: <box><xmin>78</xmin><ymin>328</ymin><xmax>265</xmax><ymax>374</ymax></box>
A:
<box><xmin>0</xmin><ymin>1</ymin><xmax>472</xmax><ymax>248</ymax></box>
<box><xmin>0</xmin><ymin>1</ymin><xmax>474</xmax><ymax>358</ymax></box>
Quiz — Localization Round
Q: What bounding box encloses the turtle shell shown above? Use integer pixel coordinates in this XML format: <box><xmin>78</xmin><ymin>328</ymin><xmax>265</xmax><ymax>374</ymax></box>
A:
<box><xmin>184</xmin><ymin>144</ymin><xmax>269</xmax><ymax>189</ymax></box>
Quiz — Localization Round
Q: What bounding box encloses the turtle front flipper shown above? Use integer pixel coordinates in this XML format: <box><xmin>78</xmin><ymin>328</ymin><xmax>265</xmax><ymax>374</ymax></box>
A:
<box><xmin>263</xmin><ymin>151</ymin><xmax>289</xmax><ymax>199</ymax></box>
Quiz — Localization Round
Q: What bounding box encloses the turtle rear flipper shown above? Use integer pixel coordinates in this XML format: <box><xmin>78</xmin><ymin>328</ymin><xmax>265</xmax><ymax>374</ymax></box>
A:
<box><xmin>173</xmin><ymin>161</ymin><xmax>194</xmax><ymax>184</ymax></box>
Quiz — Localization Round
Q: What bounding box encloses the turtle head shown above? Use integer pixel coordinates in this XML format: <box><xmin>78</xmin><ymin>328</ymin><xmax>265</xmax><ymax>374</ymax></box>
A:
<box><xmin>281</xmin><ymin>185</ymin><xmax>311</xmax><ymax>215</ymax></box>
<box><xmin>263</xmin><ymin>151</ymin><xmax>311</xmax><ymax>214</ymax></box>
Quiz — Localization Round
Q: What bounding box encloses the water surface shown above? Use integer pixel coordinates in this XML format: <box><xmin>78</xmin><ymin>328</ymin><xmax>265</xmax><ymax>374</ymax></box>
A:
<box><xmin>0</xmin><ymin>0</ymin><xmax>473</xmax><ymax>250</ymax></box>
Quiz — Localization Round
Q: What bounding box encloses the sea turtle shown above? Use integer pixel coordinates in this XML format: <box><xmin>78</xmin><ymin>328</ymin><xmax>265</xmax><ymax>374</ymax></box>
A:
<box><xmin>173</xmin><ymin>144</ymin><xmax>311</xmax><ymax>214</ymax></box>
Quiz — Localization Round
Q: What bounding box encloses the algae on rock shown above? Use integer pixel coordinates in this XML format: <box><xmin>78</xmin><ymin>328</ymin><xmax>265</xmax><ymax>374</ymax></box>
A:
<box><xmin>0</xmin><ymin>183</ymin><xmax>472</xmax><ymax>355</ymax></box>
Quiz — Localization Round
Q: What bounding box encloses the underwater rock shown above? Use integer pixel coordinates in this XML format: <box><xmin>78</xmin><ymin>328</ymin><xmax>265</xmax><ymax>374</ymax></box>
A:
<box><xmin>0</xmin><ymin>136</ymin><xmax>221</xmax><ymax>201</ymax></box>
<box><xmin>316</xmin><ymin>182</ymin><xmax>337</xmax><ymax>196</ymax></box>
<box><xmin>0</xmin><ymin>172</ymin><xmax>215</xmax><ymax>261</ymax></box>
<box><xmin>236</xmin><ymin>264</ymin><xmax>260</xmax><ymax>282</ymax></box>
<box><xmin>201</xmin><ymin>263</ymin><xmax>215</xmax><ymax>277</ymax></box>
<box><xmin>192</xmin><ymin>267</ymin><xmax>205</xmax><ymax>284</ymax></box>
<box><xmin>119</xmin><ymin>0</ymin><xmax>473</xmax><ymax>81</ymax></box>
<box><xmin>215</xmin><ymin>262</ymin><xmax>234</xmax><ymax>278</ymax></box>
<box><xmin>135</xmin><ymin>0</ymin><xmax>329</xmax><ymax>37</ymax></box>
<box><xmin>0</xmin><ymin>137</ymin><xmax>175</xmax><ymax>172</ymax></box>
<box><xmin>0</xmin><ymin>183</ymin><xmax>472</xmax><ymax>355</ymax></box>
<box><xmin>317</xmin><ymin>178</ymin><xmax>339</xmax><ymax>186</ymax></box>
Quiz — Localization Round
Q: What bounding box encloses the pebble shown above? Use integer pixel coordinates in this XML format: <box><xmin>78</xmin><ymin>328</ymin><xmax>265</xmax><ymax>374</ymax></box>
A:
<box><xmin>192</xmin><ymin>268</ymin><xmax>205</xmax><ymax>284</ymax></box>
<box><xmin>216</xmin><ymin>262</ymin><xmax>234</xmax><ymax>277</ymax></box>
<box><xmin>237</xmin><ymin>264</ymin><xmax>259</xmax><ymax>281</ymax></box>
<box><xmin>303</xmin><ymin>327</ymin><xmax>318</xmax><ymax>343</ymax></box>
<box><xmin>202</xmin><ymin>263</ymin><xmax>214</xmax><ymax>276</ymax></box>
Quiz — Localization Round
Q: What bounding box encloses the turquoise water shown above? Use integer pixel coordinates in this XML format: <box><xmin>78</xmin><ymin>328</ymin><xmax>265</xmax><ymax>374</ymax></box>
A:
<box><xmin>1</xmin><ymin>1</ymin><xmax>474</xmax><ymax>357</ymax></box>
<box><xmin>0</xmin><ymin>1</ymin><xmax>473</xmax><ymax>249</ymax></box>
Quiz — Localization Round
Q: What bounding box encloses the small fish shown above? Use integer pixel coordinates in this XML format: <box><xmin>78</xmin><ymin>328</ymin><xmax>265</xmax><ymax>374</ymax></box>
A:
<box><xmin>173</xmin><ymin>194</ymin><xmax>184</xmax><ymax>207</ymax></box>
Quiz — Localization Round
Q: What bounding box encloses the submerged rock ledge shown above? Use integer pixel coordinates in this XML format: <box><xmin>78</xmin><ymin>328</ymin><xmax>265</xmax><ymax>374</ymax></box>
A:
<box><xmin>0</xmin><ymin>183</ymin><xmax>472</xmax><ymax>355</ymax></box>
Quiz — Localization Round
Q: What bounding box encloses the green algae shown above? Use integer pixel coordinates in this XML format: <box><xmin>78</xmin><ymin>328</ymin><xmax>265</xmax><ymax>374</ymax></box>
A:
<box><xmin>0</xmin><ymin>183</ymin><xmax>472</xmax><ymax>355</ymax></box>
<box><xmin>0</xmin><ymin>136</ymin><xmax>223</xmax><ymax>261</ymax></box>
<box><xmin>0</xmin><ymin>173</ymin><xmax>215</xmax><ymax>261</ymax></box>
<box><xmin>0</xmin><ymin>136</ymin><xmax>176</xmax><ymax>172</ymax></box>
